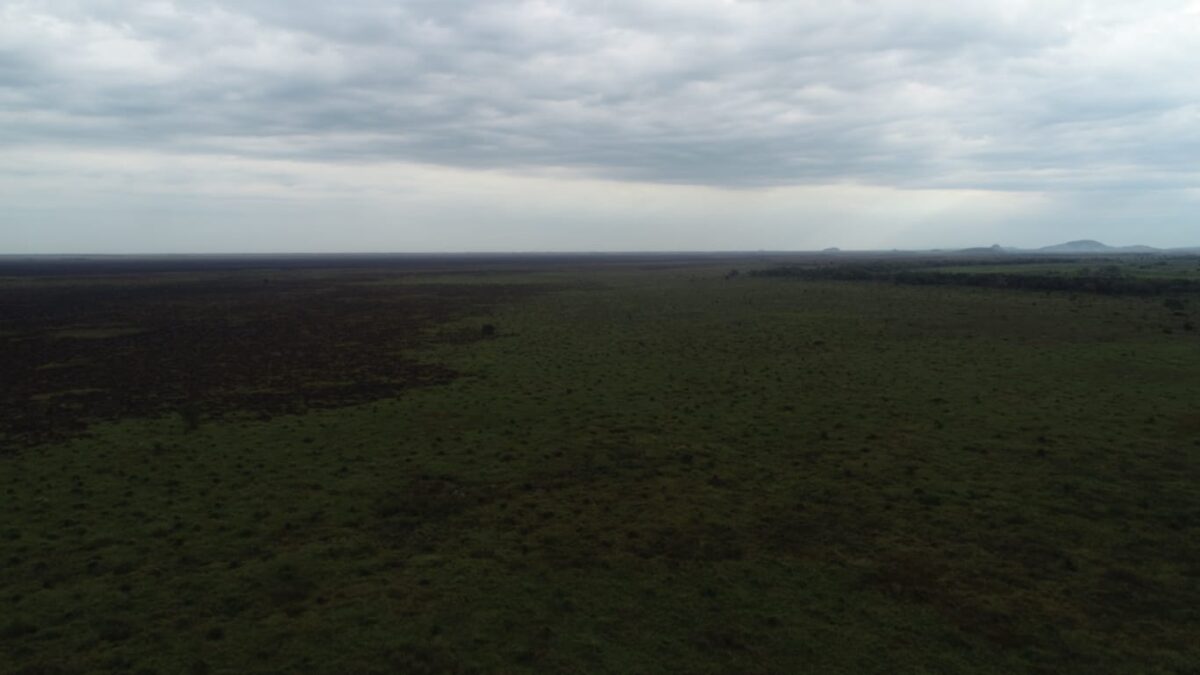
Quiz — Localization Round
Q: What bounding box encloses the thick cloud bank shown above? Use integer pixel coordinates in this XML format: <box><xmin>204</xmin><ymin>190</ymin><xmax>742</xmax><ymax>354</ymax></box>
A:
<box><xmin>4</xmin><ymin>0</ymin><xmax>1199</xmax><ymax>188</ymax></box>
<box><xmin>2</xmin><ymin>1</ymin><xmax>1199</xmax><ymax>251</ymax></box>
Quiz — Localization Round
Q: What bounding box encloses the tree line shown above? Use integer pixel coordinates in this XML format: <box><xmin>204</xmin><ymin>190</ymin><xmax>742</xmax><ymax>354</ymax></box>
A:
<box><xmin>751</xmin><ymin>263</ymin><xmax>1200</xmax><ymax>296</ymax></box>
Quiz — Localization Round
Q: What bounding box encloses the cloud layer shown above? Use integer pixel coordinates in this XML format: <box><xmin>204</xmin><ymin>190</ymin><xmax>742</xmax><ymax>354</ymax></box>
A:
<box><xmin>2</xmin><ymin>1</ymin><xmax>1199</xmax><ymax>251</ymax></box>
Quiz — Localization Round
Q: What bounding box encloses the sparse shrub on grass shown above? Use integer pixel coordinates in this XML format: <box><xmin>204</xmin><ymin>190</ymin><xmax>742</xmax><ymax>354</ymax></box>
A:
<box><xmin>1</xmin><ymin>619</ymin><xmax>37</xmax><ymax>639</ymax></box>
<box><xmin>178</xmin><ymin>401</ymin><xmax>202</xmax><ymax>432</ymax></box>
<box><xmin>94</xmin><ymin>618</ymin><xmax>134</xmax><ymax>643</ymax></box>
<box><xmin>262</xmin><ymin>561</ymin><xmax>316</xmax><ymax>608</ymax></box>
<box><xmin>4</xmin><ymin>261</ymin><xmax>1200</xmax><ymax>674</ymax></box>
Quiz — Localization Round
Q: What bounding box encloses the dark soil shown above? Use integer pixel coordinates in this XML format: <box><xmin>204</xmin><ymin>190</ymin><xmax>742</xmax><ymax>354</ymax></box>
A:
<box><xmin>0</xmin><ymin>269</ymin><xmax>545</xmax><ymax>449</ymax></box>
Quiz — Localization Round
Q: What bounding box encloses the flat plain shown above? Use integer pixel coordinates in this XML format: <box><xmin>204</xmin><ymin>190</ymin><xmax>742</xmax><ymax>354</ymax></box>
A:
<box><xmin>2</xmin><ymin>254</ymin><xmax>1198</xmax><ymax>674</ymax></box>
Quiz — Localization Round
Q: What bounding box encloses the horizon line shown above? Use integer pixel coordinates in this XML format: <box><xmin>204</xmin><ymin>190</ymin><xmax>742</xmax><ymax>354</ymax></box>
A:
<box><xmin>3</xmin><ymin>244</ymin><xmax>1200</xmax><ymax>258</ymax></box>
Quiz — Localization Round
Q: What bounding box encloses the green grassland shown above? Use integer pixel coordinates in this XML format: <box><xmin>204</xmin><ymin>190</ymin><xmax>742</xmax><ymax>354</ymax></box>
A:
<box><xmin>3</xmin><ymin>264</ymin><xmax>1199</xmax><ymax>673</ymax></box>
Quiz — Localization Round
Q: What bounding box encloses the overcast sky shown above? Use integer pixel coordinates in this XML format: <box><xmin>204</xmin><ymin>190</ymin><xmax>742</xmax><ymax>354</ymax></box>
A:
<box><xmin>2</xmin><ymin>0</ymin><xmax>1198</xmax><ymax>252</ymax></box>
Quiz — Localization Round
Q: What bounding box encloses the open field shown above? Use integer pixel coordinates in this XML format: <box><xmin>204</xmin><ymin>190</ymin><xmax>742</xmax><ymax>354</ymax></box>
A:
<box><xmin>2</xmin><ymin>255</ymin><xmax>1199</xmax><ymax>673</ymax></box>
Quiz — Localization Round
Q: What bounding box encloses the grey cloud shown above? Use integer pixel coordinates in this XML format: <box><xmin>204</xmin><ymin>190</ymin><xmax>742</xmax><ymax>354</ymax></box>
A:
<box><xmin>1</xmin><ymin>0</ymin><xmax>1198</xmax><ymax>190</ymax></box>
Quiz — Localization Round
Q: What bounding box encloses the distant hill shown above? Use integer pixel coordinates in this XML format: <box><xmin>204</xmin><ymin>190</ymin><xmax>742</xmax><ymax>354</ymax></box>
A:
<box><xmin>1039</xmin><ymin>240</ymin><xmax>1112</xmax><ymax>253</ymax></box>
<box><xmin>953</xmin><ymin>244</ymin><xmax>1009</xmax><ymax>255</ymax></box>
<box><xmin>939</xmin><ymin>240</ymin><xmax>1195</xmax><ymax>256</ymax></box>
<box><xmin>1036</xmin><ymin>240</ymin><xmax>1160</xmax><ymax>254</ymax></box>
<box><xmin>812</xmin><ymin>241</ymin><xmax>1196</xmax><ymax>256</ymax></box>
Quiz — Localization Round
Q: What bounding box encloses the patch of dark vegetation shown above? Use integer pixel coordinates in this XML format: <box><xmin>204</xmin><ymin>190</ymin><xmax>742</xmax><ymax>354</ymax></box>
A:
<box><xmin>1</xmin><ymin>619</ymin><xmax>38</xmax><ymax>639</ymax></box>
<box><xmin>0</xmin><ymin>270</ymin><xmax>552</xmax><ymax>448</ymax></box>
<box><xmin>374</xmin><ymin>475</ymin><xmax>473</xmax><ymax>521</ymax></box>
<box><xmin>379</xmin><ymin>644</ymin><xmax>467</xmax><ymax>675</ymax></box>
<box><xmin>864</xmin><ymin>552</ymin><xmax>1032</xmax><ymax>648</ymax></box>
<box><xmin>371</xmin><ymin>474</ymin><xmax>489</xmax><ymax>549</ymax></box>
<box><xmin>93</xmin><ymin>618</ymin><xmax>134</xmax><ymax>643</ymax></box>
<box><xmin>629</xmin><ymin>522</ymin><xmax>748</xmax><ymax>561</ymax></box>
<box><xmin>260</xmin><ymin>562</ymin><xmax>317</xmax><ymax>608</ymax></box>
<box><xmin>754</xmin><ymin>255</ymin><xmax>1200</xmax><ymax>296</ymax></box>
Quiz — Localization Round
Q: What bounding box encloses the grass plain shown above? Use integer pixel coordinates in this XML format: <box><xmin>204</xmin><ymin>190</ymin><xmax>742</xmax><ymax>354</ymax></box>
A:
<box><xmin>2</xmin><ymin>255</ymin><xmax>1198</xmax><ymax>674</ymax></box>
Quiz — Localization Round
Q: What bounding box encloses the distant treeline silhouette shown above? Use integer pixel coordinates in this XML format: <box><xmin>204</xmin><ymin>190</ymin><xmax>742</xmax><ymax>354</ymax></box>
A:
<box><xmin>753</xmin><ymin>263</ymin><xmax>1200</xmax><ymax>295</ymax></box>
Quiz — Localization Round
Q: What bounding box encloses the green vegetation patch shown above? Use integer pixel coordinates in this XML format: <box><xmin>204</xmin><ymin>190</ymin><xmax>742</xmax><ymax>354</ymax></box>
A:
<box><xmin>758</xmin><ymin>254</ymin><xmax>1200</xmax><ymax>296</ymax></box>
<box><xmin>49</xmin><ymin>325</ymin><xmax>147</xmax><ymax>340</ymax></box>
<box><xmin>2</xmin><ymin>263</ymin><xmax>1198</xmax><ymax>673</ymax></box>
